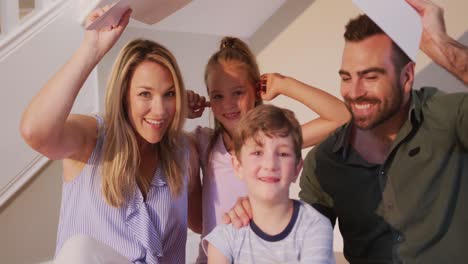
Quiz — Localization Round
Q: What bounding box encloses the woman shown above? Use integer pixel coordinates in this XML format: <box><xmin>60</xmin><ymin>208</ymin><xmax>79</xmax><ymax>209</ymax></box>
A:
<box><xmin>20</xmin><ymin>7</ymin><xmax>201</xmax><ymax>264</ymax></box>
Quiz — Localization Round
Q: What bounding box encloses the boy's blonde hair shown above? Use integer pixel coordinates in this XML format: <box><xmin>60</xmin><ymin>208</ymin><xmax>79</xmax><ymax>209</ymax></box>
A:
<box><xmin>233</xmin><ymin>105</ymin><xmax>303</xmax><ymax>164</ymax></box>
<box><xmin>102</xmin><ymin>38</ymin><xmax>187</xmax><ymax>207</ymax></box>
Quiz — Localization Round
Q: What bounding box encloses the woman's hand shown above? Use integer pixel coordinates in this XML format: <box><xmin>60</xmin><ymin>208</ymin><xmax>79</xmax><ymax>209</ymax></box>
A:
<box><xmin>82</xmin><ymin>6</ymin><xmax>132</xmax><ymax>62</ymax></box>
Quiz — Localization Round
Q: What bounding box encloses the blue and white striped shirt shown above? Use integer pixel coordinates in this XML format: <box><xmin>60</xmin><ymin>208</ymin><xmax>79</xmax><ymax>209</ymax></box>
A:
<box><xmin>55</xmin><ymin>116</ymin><xmax>188</xmax><ymax>263</ymax></box>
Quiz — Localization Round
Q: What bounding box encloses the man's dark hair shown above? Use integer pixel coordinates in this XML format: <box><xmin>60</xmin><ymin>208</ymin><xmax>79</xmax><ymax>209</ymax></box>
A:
<box><xmin>344</xmin><ymin>14</ymin><xmax>412</xmax><ymax>72</ymax></box>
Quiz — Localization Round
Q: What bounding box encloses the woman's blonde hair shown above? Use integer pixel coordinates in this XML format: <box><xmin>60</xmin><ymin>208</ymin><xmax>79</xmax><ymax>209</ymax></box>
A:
<box><xmin>204</xmin><ymin>37</ymin><xmax>262</xmax><ymax>161</ymax></box>
<box><xmin>102</xmin><ymin>39</ymin><xmax>187</xmax><ymax>207</ymax></box>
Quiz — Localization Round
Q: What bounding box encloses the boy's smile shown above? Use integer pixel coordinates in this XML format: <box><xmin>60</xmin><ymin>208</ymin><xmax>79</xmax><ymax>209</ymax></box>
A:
<box><xmin>258</xmin><ymin>176</ymin><xmax>280</xmax><ymax>183</ymax></box>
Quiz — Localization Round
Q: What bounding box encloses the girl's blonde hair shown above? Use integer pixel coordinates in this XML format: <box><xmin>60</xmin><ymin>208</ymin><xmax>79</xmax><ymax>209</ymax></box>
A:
<box><xmin>204</xmin><ymin>37</ymin><xmax>262</xmax><ymax>160</ymax></box>
<box><xmin>102</xmin><ymin>39</ymin><xmax>187</xmax><ymax>207</ymax></box>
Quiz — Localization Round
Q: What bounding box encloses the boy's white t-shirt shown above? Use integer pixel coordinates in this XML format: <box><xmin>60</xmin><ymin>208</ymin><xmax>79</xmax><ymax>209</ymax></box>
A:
<box><xmin>202</xmin><ymin>200</ymin><xmax>335</xmax><ymax>264</ymax></box>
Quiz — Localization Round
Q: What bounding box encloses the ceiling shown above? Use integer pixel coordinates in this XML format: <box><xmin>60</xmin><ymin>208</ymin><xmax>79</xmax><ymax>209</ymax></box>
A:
<box><xmin>128</xmin><ymin>0</ymin><xmax>287</xmax><ymax>38</ymax></box>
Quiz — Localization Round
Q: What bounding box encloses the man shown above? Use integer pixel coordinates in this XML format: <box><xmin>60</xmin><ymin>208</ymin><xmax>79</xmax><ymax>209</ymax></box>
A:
<box><xmin>300</xmin><ymin>15</ymin><xmax>466</xmax><ymax>264</ymax></box>
<box><xmin>300</xmin><ymin>0</ymin><xmax>467</xmax><ymax>263</ymax></box>
<box><xmin>224</xmin><ymin>0</ymin><xmax>468</xmax><ymax>263</ymax></box>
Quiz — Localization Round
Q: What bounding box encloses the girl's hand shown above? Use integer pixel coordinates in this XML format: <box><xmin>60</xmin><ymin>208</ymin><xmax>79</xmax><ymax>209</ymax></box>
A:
<box><xmin>259</xmin><ymin>73</ymin><xmax>288</xmax><ymax>101</ymax></box>
<box><xmin>82</xmin><ymin>6</ymin><xmax>132</xmax><ymax>61</ymax></box>
<box><xmin>187</xmin><ymin>90</ymin><xmax>210</xmax><ymax>119</ymax></box>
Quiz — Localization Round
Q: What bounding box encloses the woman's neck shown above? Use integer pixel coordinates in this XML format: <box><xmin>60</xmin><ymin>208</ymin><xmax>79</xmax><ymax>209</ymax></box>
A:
<box><xmin>250</xmin><ymin>198</ymin><xmax>294</xmax><ymax>236</ymax></box>
<box><xmin>138</xmin><ymin>142</ymin><xmax>158</xmax><ymax>199</ymax></box>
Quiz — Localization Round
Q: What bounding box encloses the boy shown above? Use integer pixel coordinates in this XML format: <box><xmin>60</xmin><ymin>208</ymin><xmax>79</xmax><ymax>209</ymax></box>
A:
<box><xmin>203</xmin><ymin>105</ymin><xmax>334</xmax><ymax>263</ymax></box>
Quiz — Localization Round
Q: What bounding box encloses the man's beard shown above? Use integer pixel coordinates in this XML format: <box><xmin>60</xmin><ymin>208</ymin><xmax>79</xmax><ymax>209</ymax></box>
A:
<box><xmin>345</xmin><ymin>84</ymin><xmax>403</xmax><ymax>131</ymax></box>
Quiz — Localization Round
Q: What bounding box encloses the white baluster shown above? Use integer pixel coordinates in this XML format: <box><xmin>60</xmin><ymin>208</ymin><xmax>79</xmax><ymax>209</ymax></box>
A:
<box><xmin>0</xmin><ymin>1</ymin><xmax>20</xmax><ymax>34</ymax></box>
<box><xmin>35</xmin><ymin>0</ymin><xmax>52</xmax><ymax>9</ymax></box>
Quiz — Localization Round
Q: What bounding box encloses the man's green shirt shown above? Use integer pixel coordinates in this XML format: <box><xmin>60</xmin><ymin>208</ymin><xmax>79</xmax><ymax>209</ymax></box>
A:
<box><xmin>300</xmin><ymin>87</ymin><xmax>468</xmax><ymax>264</ymax></box>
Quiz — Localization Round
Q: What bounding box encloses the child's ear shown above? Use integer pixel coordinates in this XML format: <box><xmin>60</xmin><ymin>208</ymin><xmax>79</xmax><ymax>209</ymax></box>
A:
<box><xmin>292</xmin><ymin>159</ymin><xmax>304</xmax><ymax>183</ymax></box>
<box><xmin>231</xmin><ymin>155</ymin><xmax>243</xmax><ymax>179</ymax></box>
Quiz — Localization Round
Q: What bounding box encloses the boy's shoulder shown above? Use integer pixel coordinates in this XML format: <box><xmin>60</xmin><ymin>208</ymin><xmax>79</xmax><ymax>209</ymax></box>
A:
<box><xmin>296</xmin><ymin>200</ymin><xmax>333</xmax><ymax>227</ymax></box>
<box><xmin>216</xmin><ymin>222</ymin><xmax>250</xmax><ymax>235</ymax></box>
<box><xmin>202</xmin><ymin>222</ymin><xmax>250</xmax><ymax>257</ymax></box>
<box><xmin>205</xmin><ymin>222</ymin><xmax>250</xmax><ymax>244</ymax></box>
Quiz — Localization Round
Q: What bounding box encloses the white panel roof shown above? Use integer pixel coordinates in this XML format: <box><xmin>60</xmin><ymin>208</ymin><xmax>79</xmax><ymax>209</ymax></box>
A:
<box><xmin>128</xmin><ymin>0</ymin><xmax>286</xmax><ymax>38</ymax></box>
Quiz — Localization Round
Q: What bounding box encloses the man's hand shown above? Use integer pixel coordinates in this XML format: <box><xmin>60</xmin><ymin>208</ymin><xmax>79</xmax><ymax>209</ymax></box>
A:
<box><xmin>222</xmin><ymin>197</ymin><xmax>253</xmax><ymax>229</ymax></box>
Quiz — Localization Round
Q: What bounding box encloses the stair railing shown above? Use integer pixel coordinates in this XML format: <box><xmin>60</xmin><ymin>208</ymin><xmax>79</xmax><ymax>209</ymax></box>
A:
<box><xmin>0</xmin><ymin>0</ymin><xmax>72</xmax><ymax>61</ymax></box>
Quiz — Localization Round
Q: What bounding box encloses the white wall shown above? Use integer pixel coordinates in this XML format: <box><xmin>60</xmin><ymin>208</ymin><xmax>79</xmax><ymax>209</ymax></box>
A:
<box><xmin>0</xmin><ymin>161</ymin><xmax>62</xmax><ymax>263</ymax></box>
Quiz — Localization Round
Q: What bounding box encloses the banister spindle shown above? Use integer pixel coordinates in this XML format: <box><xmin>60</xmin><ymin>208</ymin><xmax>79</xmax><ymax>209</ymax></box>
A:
<box><xmin>0</xmin><ymin>1</ymin><xmax>20</xmax><ymax>34</ymax></box>
<box><xmin>35</xmin><ymin>0</ymin><xmax>52</xmax><ymax>9</ymax></box>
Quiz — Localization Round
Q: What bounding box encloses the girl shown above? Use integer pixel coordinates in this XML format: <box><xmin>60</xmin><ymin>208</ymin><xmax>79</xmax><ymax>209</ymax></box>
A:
<box><xmin>189</xmin><ymin>37</ymin><xmax>350</xmax><ymax>263</ymax></box>
<box><xmin>20</xmin><ymin>8</ymin><xmax>201</xmax><ymax>264</ymax></box>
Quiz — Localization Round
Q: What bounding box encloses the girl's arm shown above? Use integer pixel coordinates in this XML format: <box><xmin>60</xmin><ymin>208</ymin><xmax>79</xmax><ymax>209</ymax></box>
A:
<box><xmin>20</xmin><ymin>8</ymin><xmax>131</xmax><ymax>161</ymax></box>
<box><xmin>261</xmin><ymin>73</ymin><xmax>351</xmax><ymax>148</ymax></box>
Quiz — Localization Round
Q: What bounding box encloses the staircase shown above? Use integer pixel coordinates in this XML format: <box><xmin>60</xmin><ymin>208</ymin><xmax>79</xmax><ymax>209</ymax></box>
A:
<box><xmin>1</xmin><ymin>0</ymin><xmax>55</xmax><ymax>34</ymax></box>
<box><xmin>0</xmin><ymin>0</ymin><xmax>99</xmax><ymax>207</ymax></box>
<box><xmin>0</xmin><ymin>0</ymin><xmax>71</xmax><ymax>60</ymax></box>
